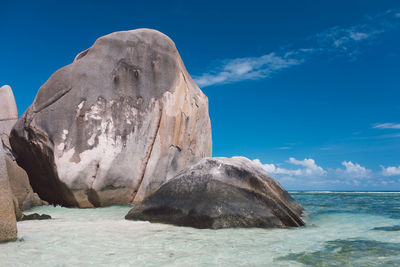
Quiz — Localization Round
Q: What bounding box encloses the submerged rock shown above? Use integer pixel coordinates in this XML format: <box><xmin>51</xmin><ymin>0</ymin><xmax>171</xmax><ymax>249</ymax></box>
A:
<box><xmin>372</xmin><ymin>225</ymin><xmax>400</xmax><ymax>231</ymax></box>
<box><xmin>125</xmin><ymin>157</ymin><xmax>304</xmax><ymax>229</ymax></box>
<box><xmin>10</xmin><ymin>29</ymin><xmax>212</xmax><ymax>208</ymax></box>
<box><xmin>19</xmin><ymin>213</ymin><xmax>51</xmax><ymax>221</ymax></box>
<box><xmin>0</xmin><ymin>85</ymin><xmax>46</xmax><ymax>213</ymax></box>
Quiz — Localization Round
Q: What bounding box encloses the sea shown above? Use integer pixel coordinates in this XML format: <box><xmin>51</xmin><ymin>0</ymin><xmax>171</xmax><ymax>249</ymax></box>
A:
<box><xmin>1</xmin><ymin>192</ymin><xmax>400</xmax><ymax>266</ymax></box>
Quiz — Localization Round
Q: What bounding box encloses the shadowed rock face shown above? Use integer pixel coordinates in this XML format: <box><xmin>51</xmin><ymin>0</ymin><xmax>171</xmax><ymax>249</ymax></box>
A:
<box><xmin>125</xmin><ymin>157</ymin><xmax>304</xmax><ymax>229</ymax></box>
<box><xmin>10</xmin><ymin>29</ymin><xmax>212</xmax><ymax>208</ymax></box>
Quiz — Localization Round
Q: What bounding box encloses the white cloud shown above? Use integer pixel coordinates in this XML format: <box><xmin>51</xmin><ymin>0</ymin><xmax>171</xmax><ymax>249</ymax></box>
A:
<box><xmin>288</xmin><ymin>157</ymin><xmax>327</xmax><ymax>176</ymax></box>
<box><xmin>337</xmin><ymin>161</ymin><xmax>371</xmax><ymax>178</ymax></box>
<box><xmin>253</xmin><ymin>157</ymin><xmax>326</xmax><ymax>178</ymax></box>
<box><xmin>349</xmin><ymin>31</ymin><xmax>369</xmax><ymax>41</ymax></box>
<box><xmin>373</xmin><ymin>123</ymin><xmax>400</xmax><ymax>129</ymax></box>
<box><xmin>194</xmin><ymin>53</ymin><xmax>301</xmax><ymax>87</ymax></box>
<box><xmin>381</xmin><ymin>165</ymin><xmax>400</xmax><ymax>176</ymax></box>
<box><xmin>194</xmin><ymin>9</ymin><xmax>400</xmax><ymax>87</ymax></box>
<box><xmin>318</xmin><ymin>28</ymin><xmax>373</xmax><ymax>50</ymax></box>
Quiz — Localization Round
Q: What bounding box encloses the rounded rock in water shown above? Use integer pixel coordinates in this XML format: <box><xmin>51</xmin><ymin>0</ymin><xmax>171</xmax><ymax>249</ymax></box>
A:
<box><xmin>125</xmin><ymin>157</ymin><xmax>304</xmax><ymax>229</ymax></box>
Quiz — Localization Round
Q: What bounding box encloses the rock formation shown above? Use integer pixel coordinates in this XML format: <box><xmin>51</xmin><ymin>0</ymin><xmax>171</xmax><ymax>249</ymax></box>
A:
<box><xmin>10</xmin><ymin>29</ymin><xmax>212</xmax><ymax>208</ymax></box>
<box><xmin>0</xmin><ymin>141</ymin><xmax>17</xmax><ymax>242</ymax></box>
<box><xmin>125</xmin><ymin>157</ymin><xmax>304</xmax><ymax>229</ymax></box>
<box><xmin>0</xmin><ymin>85</ymin><xmax>45</xmax><ymax>213</ymax></box>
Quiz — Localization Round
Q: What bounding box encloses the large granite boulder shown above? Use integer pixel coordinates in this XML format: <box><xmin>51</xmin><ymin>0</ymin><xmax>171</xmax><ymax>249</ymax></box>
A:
<box><xmin>125</xmin><ymin>157</ymin><xmax>304</xmax><ymax>229</ymax></box>
<box><xmin>10</xmin><ymin>29</ymin><xmax>212</xmax><ymax>208</ymax></box>
<box><xmin>0</xmin><ymin>144</ymin><xmax>17</xmax><ymax>242</ymax></box>
<box><xmin>0</xmin><ymin>85</ymin><xmax>45</xmax><ymax>212</ymax></box>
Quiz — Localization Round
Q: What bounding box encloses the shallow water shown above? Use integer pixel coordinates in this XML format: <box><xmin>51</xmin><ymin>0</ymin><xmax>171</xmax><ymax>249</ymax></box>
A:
<box><xmin>1</xmin><ymin>192</ymin><xmax>400</xmax><ymax>266</ymax></box>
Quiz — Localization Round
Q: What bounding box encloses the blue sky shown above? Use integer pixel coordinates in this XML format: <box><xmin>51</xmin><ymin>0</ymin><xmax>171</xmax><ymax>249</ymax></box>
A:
<box><xmin>1</xmin><ymin>0</ymin><xmax>400</xmax><ymax>190</ymax></box>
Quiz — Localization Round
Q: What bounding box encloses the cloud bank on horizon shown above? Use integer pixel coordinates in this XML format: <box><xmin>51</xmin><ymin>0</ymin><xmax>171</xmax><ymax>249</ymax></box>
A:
<box><xmin>194</xmin><ymin>9</ymin><xmax>400</xmax><ymax>88</ymax></box>
<box><xmin>253</xmin><ymin>158</ymin><xmax>400</xmax><ymax>190</ymax></box>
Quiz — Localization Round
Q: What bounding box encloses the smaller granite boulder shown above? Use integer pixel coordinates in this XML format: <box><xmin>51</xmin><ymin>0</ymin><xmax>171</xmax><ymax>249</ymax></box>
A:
<box><xmin>0</xmin><ymin>146</ymin><xmax>17</xmax><ymax>242</ymax></box>
<box><xmin>125</xmin><ymin>157</ymin><xmax>304</xmax><ymax>229</ymax></box>
<box><xmin>0</xmin><ymin>85</ymin><xmax>46</xmax><ymax>212</ymax></box>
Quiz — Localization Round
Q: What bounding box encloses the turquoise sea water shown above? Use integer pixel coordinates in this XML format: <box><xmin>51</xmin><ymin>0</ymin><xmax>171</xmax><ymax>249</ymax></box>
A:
<box><xmin>1</xmin><ymin>192</ymin><xmax>400</xmax><ymax>266</ymax></box>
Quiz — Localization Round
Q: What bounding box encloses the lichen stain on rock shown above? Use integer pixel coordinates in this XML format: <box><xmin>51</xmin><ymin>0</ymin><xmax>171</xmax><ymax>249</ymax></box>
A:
<box><xmin>55</xmin><ymin>96</ymin><xmax>155</xmax><ymax>192</ymax></box>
